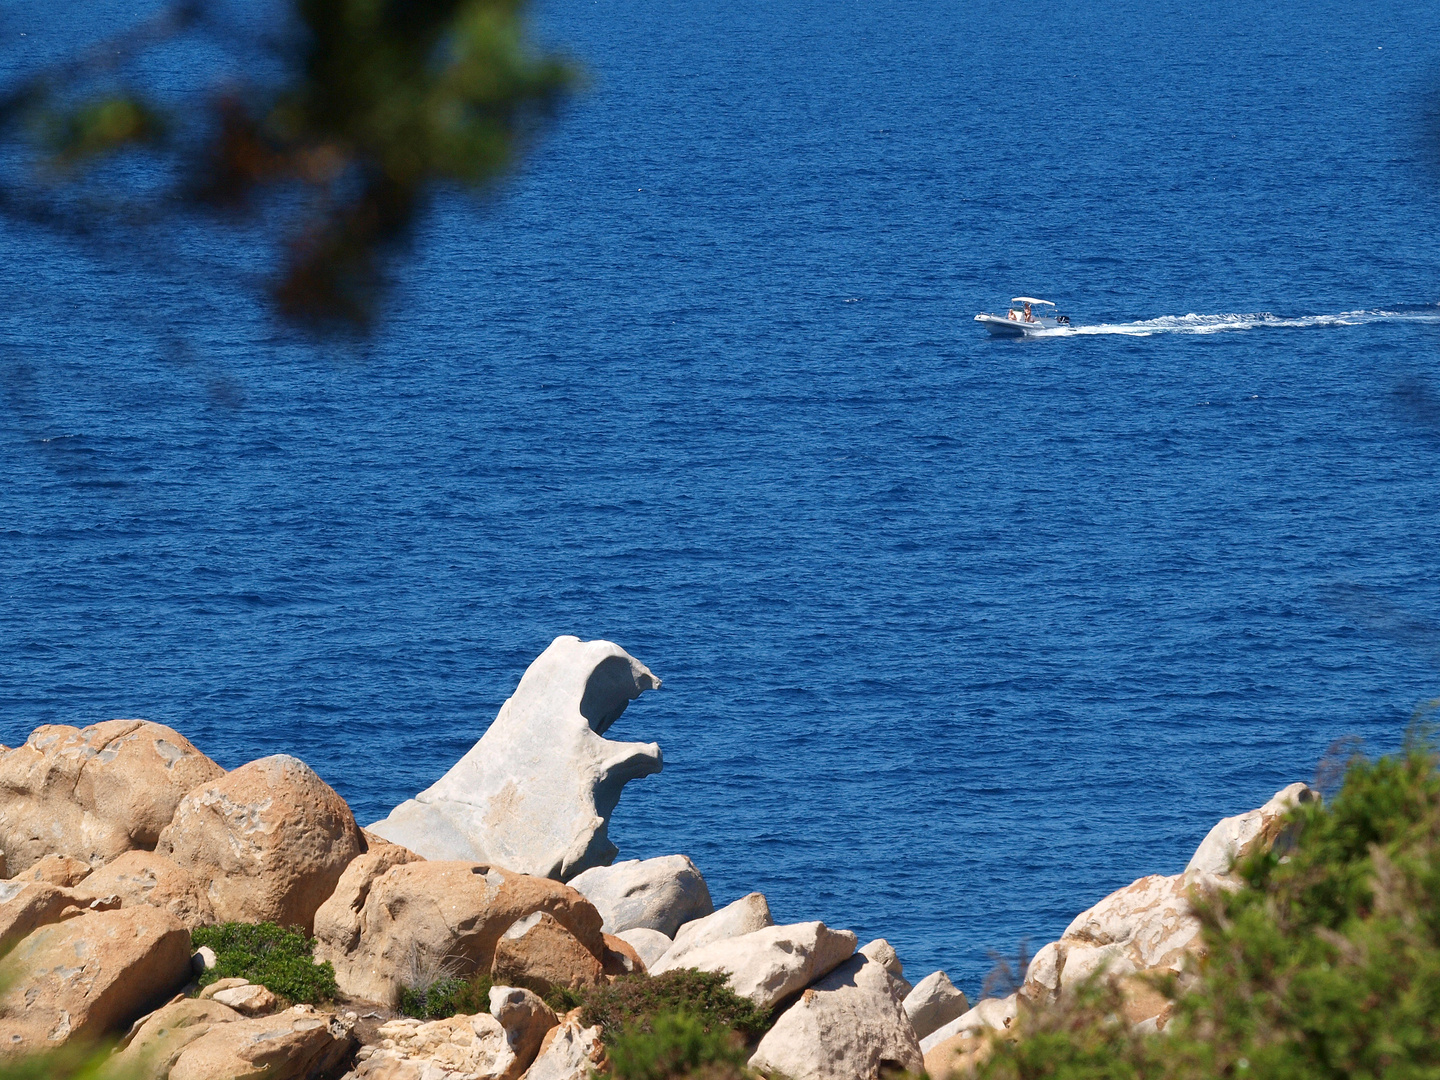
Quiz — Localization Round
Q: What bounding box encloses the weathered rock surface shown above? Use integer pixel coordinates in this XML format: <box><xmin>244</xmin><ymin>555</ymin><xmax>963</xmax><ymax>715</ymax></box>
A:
<box><xmin>111</xmin><ymin>998</ymin><xmax>244</xmax><ymax>1080</ymax></box>
<box><xmin>314</xmin><ymin>861</ymin><xmax>604</xmax><ymax>1006</ymax></box>
<box><xmin>369</xmin><ymin>636</ymin><xmax>663</xmax><ymax>880</ymax></box>
<box><xmin>0</xmin><ymin>879</ymin><xmax>118</xmax><ymax>955</ymax></box>
<box><xmin>659</xmin><ymin>891</ymin><xmax>773</xmax><ymax>969</ymax></box>
<box><xmin>157</xmin><ymin>754</ymin><xmax>365</xmax><ymax>933</ymax></box>
<box><xmin>1186</xmin><ymin>782</ymin><xmax>1317</xmax><ymax>876</ymax></box>
<box><xmin>0</xmin><ymin>720</ymin><xmax>224</xmax><ymax>875</ymax></box>
<box><xmin>311</xmin><ymin>839</ymin><xmax>424</xmax><ymax>958</ymax></box>
<box><xmin>522</xmin><ymin>1013</ymin><xmax>605</xmax><ymax>1080</ymax></box>
<box><xmin>749</xmin><ymin>954</ymin><xmax>923</xmax><ymax>1080</ymax></box>
<box><xmin>72</xmin><ymin>849</ymin><xmax>215</xmax><ymax>928</ymax></box>
<box><xmin>166</xmin><ymin>1005</ymin><xmax>354</xmax><ymax>1080</ymax></box>
<box><xmin>0</xmin><ymin>905</ymin><xmax>191</xmax><ymax>1055</ymax></box>
<box><xmin>859</xmin><ymin>938</ymin><xmax>913</xmax><ymax>998</ymax></box>
<box><xmin>16</xmin><ymin>853</ymin><xmax>94</xmax><ymax>887</ymax></box>
<box><xmin>352</xmin><ymin>988</ymin><xmax>555</xmax><ymax>1080</ymax></box>
<box><xmin>602</xmin><ymin>933</ymin><xmax>646</xmax><ymax>975</ymax></box>
<box><xmin>212</xmin><ymin>982</ymin><xmax>280</xmax><ymax>1016</ymax></box>
<box><xmin>920</xmin><ymin>994</ymin><xmax>1018</xmax><ymax>1054</ymax></box>
<box><xmin>903</xmin><ymin>970</ymin><xmax>969</xmax><ymax>1040</ymax></box>
<box><xmin>567</xmin><ymin>854</ymin><xmax>712</xmax><ymax>937</ymax></box>
<box><xmin>1021</xmin><ymin>871</ymin><xmax>1230</xmax><ymax>1010</ymax></box>
<box><xmin>616</xmin><ymin>927</ymin><xmax>672</xmax><ymax>969</ymax></box>
<box><xmin>491</xmin><ymin>911</ymin><xmax>606</xmax><ymax>994</ymax></box>
<box><xmin>489</xmin><ymin>985</ymin><xmax>558</xmax><ymax>1068</ymax></box>
<box><xmin>652</xmin><ymin>920</ymin><xmax>857</xmax><ymax>1010</ymax></box>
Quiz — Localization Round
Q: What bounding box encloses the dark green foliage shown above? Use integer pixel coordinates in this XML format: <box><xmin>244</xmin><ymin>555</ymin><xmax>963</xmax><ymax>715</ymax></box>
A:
<box><xmin>190</xmin><ymin>922</ymin><xmax>337</xmax><ymax>1004</ymax></box>
<box><xmin>971</xmin><ymin>745</ymin><xmax>1440</xmax><ymax>1080</ymax></box>
<box><xmin>399</xmin><ymin>972</ymin><xmax>493</xmax><ymax>1019</ymax></box>
<box><xmin>580</xmin><ymin>970</ymin><xmax>770</xmax><ymax>1046</ymax></box>
<box><xmin>607</xmin><ymin>1011</ymin><xmax>750</xmax><ymax>1080</ymax></box>
<box><xmin>1</xmin><ymin>0</ymin><xmax>572</xmax><ymax>329</ymax></box>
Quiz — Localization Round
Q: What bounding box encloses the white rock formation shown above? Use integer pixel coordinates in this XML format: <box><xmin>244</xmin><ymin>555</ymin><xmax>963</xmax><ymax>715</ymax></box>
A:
<box><xmin>748</xmin><ymin>954</ymin><xmax>923</xmax><ymax>1080</ymax></box>
<box><xmin>650</xmin><ymin>920</ymin><xmax>856</xmax><ymax>1010</ymax></box>
<box><xmin>903</xmin><ymin>970</ymin><xmax>969</xmax><ymax>1040</ymax></box>
<box><xmin>860</xmin><ymin>938</ymin><xmax>913</xmax><ymax>998</ymax></box>
<box><xmin>522</xmin><ymin>1014</ymin><xmax>604</xmax><ymax>1080</ymax></box>
<box><xmin>567</xmin><ymin>855</ymin><xmax>712</xmax><ymax>937</ymax></box>
<box><xmin>657</xmin><ymin>891</ymin><xmax>774</xmax><ymax>968</ymax></box>
<box><xmin>616</xmin><ymin>927</ymin><xmax>673</xmax><ymax>969</ymax></box>
<box><xmin>919</xmin><ymin>994</ymin><xmax>1017</xmax><ymax>1054</ymax></box>
<box><xmin>1186</xmin><ymin>782</ymin><xmax>1317</xmax><ymax>876</ymax></box>
<box><xmin>368</xmin><ymin>636</ymin><xmax>662</xmax><ymax>880</ymax></box>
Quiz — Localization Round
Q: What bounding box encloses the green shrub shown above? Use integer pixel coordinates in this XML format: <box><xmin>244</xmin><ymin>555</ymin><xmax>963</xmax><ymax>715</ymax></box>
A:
<box><xmin>190</xmin><ymin>922</ymin><xmax>336</xmax><ymax>1004</ymax></box>
<box><xmin>399</xmin><ymin>972</ymin><xmax>494</xmax><ymax>1019</ymax></box>
<box><xmin>580</xmin><ymin>969</ymin><xmax>771</xmax><ymax>1045</ymax></box>
<box><xmin>607</xmin><ymin>1011</ymin><xmax>750</xmax><ymax>1080</ymax></box>
<box><xmin>970</xmin><ymin>743</ymin><xmax>1440</xmax><ymax>1080</ymax></box>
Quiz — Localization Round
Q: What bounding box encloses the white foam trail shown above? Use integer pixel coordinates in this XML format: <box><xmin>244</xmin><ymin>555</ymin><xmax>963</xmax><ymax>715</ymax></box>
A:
<box><xmin>1028</xmin><ymin>308</ymin><xmax>1440</xmax><ymax>338</ymax></box>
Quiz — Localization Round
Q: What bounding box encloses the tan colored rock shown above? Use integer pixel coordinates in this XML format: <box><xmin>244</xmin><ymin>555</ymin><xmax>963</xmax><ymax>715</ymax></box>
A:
<box><xmin>602</xmin><ymin>932</ymin><xmax>646</xmax><ymax>976</ymax></box>
<box><xmin>16</xmin><ymin>853</ymin><xmax>94</xmax><ymax>887</ymax></box>
<box><xmin>923</xmin><ymin>1030</ymin><xmax>994</xmax><ymax>1080</ymax></box>
<box><xmin>0</xmin><ymin>720</ymin><xmax>224</xmax><ymax>875</ymax></box>
<box><xmin>0</xmin><ymin>904</ymin><xmax>191</xmax><ymax>1055</ymax></box>
<box><xmin>110</xmin><ymin>998</ymin><xmax>243</xmax><ymax>1080</ymax></box>
<box><xmin>212</xmin><ymin>982</ymin><xmax>279</xmax><ymax>1016</ymax></box>
<box><xmin>71</xmin><ymin>849</ymin><xmax>215</xmax><ymax>928</ymax></box>
<box><xmin>0</xmin><ymin>879</ymin><xmax>118</xmax><ymax>955</ymax></box>
<box><xmin>523</xmin><ymin>1013</ymin><xmax>605</xmax><ymax>1080</ymax></box>
<box><xmin>316</xmin><ymin>860</ymin><xmax>604</xmax><ymax>1006</ymax></box>
<box><xmin>650</xmin><ymin>920</ymin><xmax>856</xmax><ymax>1010</ymax></box>
<box><xmin>1021</xmin><ymin>871</ymin><xmax>1230</xmax><ymax>1009</ymax></box>
<box><xmin>492</xmin><ymin>911</ymin><xmax>606</xmax><ymax>994</ymax></box>
<box><xmin>1186</xmin><ymin>782</ymin><xmax>1317</xmax><ymax>876</ymax></box>
<box><xmin>199</xmin><ymin>977</ymin><xmax>251</xmax><ymax>1000</ymax></box>
<box><xmin>352</xmin><ymin>989</ymin><xmax>554</xmax><ymax>1080</ymax></box>
<box><xmin>748</xmin><ymin>954</ymin><xmax>923</xmax><ymax>1080</ymax></box>
<box><xmin>312</xmin><ymin>840</ymin><xmax>425</xmax><ymax>958</ymax></box>
<box><xmin>157</xmin><ymin>754</ymin><xmax>365</xmax><ymax>933</ymax></box>
<box><xmin>920</xmin><ymin>995</ymin><xmax>1018</xmax><ymax>1054</ymax></box>
<box><xmin>167</xmin><ymin>1004</ymin><xmax>355</xmax><ymax>1080</ymax></box>
<box><xmin>490</xmin><ymin>985</ymin><xmax>558</xmax><ymax>1069</ymax></box>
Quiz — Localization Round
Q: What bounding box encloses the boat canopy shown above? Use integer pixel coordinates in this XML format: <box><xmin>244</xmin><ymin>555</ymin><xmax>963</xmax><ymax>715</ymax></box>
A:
<box><xmin>1011</xmin><ymin>297</ymin><xmax>1056</xmax><ymax>306</ymax></box>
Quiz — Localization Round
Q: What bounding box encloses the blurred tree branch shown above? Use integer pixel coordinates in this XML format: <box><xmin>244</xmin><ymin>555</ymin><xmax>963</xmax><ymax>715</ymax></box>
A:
<box><xmin>0</xmin><ymin>0</ymin><xmax>573</xmax><ymax>331</ymax></box>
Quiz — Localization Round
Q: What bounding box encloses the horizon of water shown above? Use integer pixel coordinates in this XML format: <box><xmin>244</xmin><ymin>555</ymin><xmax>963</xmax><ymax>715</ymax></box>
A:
<box><xmin>3</xmin><ymin>0</ymin><xmax>1440</xmax><ymax>995</ymax></box>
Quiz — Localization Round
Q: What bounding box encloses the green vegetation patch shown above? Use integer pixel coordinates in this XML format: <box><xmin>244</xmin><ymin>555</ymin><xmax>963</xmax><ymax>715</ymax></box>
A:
<box><xmin>607</xmin><ymin>1011</ymin><xmax>751</xmax><ymax>1080</ymax></box>
<box><xmin>191</xmin><ymin>922</ymin><xmax>337</xmax><ymax>1004</ymax></box>
<box><xmin>580</xmin><ymin>969</ymin><xmax>770</xmax><ymax>1045</ymax></box>
<box><xmin>400</xmin><ymin>972</ymin><xmax>494</xmax><ymax>1019</ymax></box>
<box><xmin>970</xmin><ymin>740</ymin><xmax>1440</xmax><ymax>1080</ymax></box>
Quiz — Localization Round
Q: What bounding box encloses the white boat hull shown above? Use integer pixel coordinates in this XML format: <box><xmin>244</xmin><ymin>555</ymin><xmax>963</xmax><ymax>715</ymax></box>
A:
<box><xmin>974</xmin><ymin>313</ymin><xmax>1064</xmax><ymax>336</ymax></box>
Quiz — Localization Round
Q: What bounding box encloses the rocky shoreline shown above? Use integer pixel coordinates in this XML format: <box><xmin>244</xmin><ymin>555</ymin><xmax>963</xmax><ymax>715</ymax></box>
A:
<box><xmin>0</xmin><ymin>636</ymin><xmax>1312</xmax><ymax>1079</ymax></box>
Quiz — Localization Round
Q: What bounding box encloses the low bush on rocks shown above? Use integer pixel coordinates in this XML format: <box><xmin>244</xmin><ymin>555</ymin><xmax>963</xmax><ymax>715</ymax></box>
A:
<box><xmin>963</xmin><ymin>744</ymin><xmax>1440</xmax><ymax>1080</ymax></box>
<box><xmin>608</xmin><ymin>1011</ymin><xmax>750</xmax><ymax>1080</ymax></box>
<box><xmin>191</xmin><ymin>921</ymin><xmax>337</xmax><ymax>1004</ymax></box>
<box><xmin>399</xmin><ymin>972</ymin><xmax>494</xmax><ymax>1019</ymax></box>
<box><xmin>581</xmin><ymin>970</ymin><xmax>771</xmax><ymax>1045</ymax></box>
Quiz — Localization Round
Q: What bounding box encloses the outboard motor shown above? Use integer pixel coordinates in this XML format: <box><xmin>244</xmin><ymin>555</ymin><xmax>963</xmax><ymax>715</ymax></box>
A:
<box><xmin>1057</xmin><ymin>314</ymin><xmax>1071</xmax><ymax>326</ymax></box>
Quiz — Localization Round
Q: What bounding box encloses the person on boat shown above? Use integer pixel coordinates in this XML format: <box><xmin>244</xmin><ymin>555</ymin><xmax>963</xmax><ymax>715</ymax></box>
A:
<box><xmin>1023</xmin><ymin>302</ymin><xmax>1035</xmax><ymax>323</ymax></box>
<box><xmin>1008</xmin><ymin>308</ymin><xmax>1019</xmax><ymax>321</ymax></box>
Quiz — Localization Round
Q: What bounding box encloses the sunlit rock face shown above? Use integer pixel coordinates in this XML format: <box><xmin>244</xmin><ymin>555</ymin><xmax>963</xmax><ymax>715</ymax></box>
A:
<box><xmin>368</xmin><ymin>636</ymin><xmax>662</xmax><ymax>881</ymax></box>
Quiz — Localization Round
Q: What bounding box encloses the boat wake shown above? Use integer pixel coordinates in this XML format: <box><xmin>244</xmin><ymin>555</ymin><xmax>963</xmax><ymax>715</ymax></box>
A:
<box><xmin>1026</xmin><ymin>307</ymin><xmax>1440</xmax><ymax>338</ymax></box>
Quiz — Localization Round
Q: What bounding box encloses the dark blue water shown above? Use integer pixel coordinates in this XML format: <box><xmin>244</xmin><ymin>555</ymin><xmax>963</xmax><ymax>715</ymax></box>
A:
<box><xmin>4</xmin><ymin>0</ymin><xmax>1440</xmax><ymax>995</ymax></box>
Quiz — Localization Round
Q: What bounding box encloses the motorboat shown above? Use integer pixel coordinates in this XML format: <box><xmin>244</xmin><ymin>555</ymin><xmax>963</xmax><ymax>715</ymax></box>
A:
<box><xmin>975</xmin><ymin>297</ymin><xmax>1071</xmax><ymax>336</ymax></box>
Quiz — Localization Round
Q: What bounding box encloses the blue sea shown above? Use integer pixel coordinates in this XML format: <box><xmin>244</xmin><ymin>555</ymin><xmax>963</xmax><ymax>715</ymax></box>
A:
<box><xmin>3</xmin><ymin>0</ymin><xmax>1440</xmax><ymax>996</ymax></box>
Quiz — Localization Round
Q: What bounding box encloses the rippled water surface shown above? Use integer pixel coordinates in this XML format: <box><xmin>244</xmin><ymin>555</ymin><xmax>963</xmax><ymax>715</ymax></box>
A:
<box><xmin>4</xmin><ymin>0</ymin><xmax>1440</xmax><ymax>993</ymax></box>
